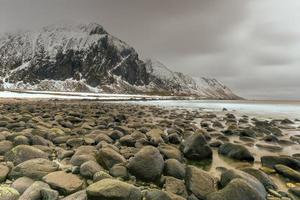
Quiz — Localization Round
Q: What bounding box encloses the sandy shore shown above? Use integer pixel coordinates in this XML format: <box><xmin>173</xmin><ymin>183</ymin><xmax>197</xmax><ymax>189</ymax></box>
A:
<box><xmin>0</xmin><ymin>99</ymin><xmax>299</xmax><ymax>200</ymax></box>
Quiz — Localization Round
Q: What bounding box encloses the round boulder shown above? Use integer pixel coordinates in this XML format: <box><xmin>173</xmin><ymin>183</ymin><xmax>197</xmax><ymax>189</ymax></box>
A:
<box><xmin>185</xmin><ymin>165</ymin><xmax>217</xmax><ymax>199</ymax></box>
<box><xmin>5</xmin><ymin>145</ymin><xmax>48</xmax><ymax>165</ymax></box>
<box><xmin>9</xmin><ymin>158</ymin><xmax>59</xmax><ymax>180</ymax></box>
<box><xmin>218</xmin><ymin>143</ymin><xmax>254</xmax><ymax>162</ymax></box>
<box><xmin>207</xmin><ymin>179</ymin><xmax>266</xmax><ymax>200</ymax></box>
<box><xmin>42</xmin><ymin>171</ymin><xmax>84</xmax><ymax>195</ymax></box>
<box><xmin>80</xmin><ymin>160</ymin><xmax>103</xmax><ymax>179</ymax></box>
<box><xmin>128</xmin><ymin>146</ymin><xmax>164</xmax><ymax>182</ymax></box>
<box><xmin>11</xmin><ymin>177</ymin><xmax>35</xmax><ymax>194</ymax></box>
<box><xmin>164</xmin><ymin>159</ymin><xmax>185</xmax><ymax>180</ymax></box>
<box><xmin>181</xmin><ymin>133</ymin><xmax>212</xmax><ymax>161</ymax></box>
<box><xmin>87</xmin><ymin>178</ymin><xmax>142</xmax><ymax>200</ymax></box>
<box><xmin>98</xmin><ymin>147</ymin><xmax>126</xmax><ymax>169</ymax></box>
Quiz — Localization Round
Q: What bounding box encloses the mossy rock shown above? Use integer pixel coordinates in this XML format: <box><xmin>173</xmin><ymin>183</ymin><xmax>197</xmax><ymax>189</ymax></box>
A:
<box><xmin>0</xmin><ymin>186</ymin><xmax>20</xmax><ymax>200</ymax></box>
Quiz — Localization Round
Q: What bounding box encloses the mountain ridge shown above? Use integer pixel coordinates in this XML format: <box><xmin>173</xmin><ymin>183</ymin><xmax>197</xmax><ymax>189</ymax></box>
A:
<box><xmin>0</xmin><ymin>23</ymin><xmax>241</xmax><ymax>99</ymax></box>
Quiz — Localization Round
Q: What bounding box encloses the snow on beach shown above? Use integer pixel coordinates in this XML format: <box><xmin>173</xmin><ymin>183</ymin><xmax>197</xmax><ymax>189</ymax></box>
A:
<box><xmin>0</xmin><ymin>90</ymin><xmax>171</xmax><ymax>100</ymax></box>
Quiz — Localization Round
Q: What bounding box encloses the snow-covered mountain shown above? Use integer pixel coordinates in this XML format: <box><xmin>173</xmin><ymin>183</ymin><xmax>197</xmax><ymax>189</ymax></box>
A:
<box><xmin>145</xmin><ymin>60</ymin><xmax>240</xmax><ymax>99</ymax></box>
<box><xmin>0</xmin><ymin>23</ymin><xmax>241</xmax><ymax>99</ymax></box>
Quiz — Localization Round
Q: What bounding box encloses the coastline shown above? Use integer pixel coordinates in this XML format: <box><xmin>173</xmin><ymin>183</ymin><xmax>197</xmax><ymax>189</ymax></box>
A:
<box><xmin>0</xmin><ymin>99</ymin><xmax>299</xmax><ymax>199</ymax></box>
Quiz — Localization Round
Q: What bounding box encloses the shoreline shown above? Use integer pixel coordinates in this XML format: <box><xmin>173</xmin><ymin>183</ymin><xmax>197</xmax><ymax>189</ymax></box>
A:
<box><xmin>0</xmin><ymin>99</ymin><xmax>299</xmax><ymax>199</ymax></box>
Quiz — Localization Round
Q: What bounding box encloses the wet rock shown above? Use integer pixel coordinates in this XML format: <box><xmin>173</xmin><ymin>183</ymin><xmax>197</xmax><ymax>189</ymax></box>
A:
<box><xmin>42</xmin><ymin>171</ymin><xmax>84</xmax><ymax>195</ymax></box>
<box><xmin>212</xmin><ymin>121</ymin><xmax>224</xmax><ymax>128</ymax></box>
<box><xmin>239</xmin><ymin>137</ymin><xmax>256</xmax><ymax>143</ymax></box>
<box><xmin>9</xmin><ymin>158</ymin><xmax>59</xmax><ymax>180</ymax></box>
<box><xmin>281</xmin><ymin>119</ymin><xmax>294</xmax><ymax>124</ymax></box>
<box><xmin>289</xmin><ymin>187</ymin><xmax>300</xmax><ymax>198</ymax></box>
<box><xmin>219</xmin><ymin>143</ymin><xmax>254</xmax><ymax>162</ymax></box>
<box><xmin>5</xmin><ymin>145</ymin><xmax>48</xmax><ymax>165</ymax></box>
<box><xmin>220</xmin><ymin>169</ymin><xmax>267</xmax><ymax>197</ymax></box>
<box><xmin>255</xmin><ymin>142</ymin><xmax>283</xmax><ymax>151</ymax></box>
<box><xmin>290</xmin><ymin>135</ymin><xmax>300</xmax><ymax>143</ymax></box>
<box><xmin>207</xmin><ymin>179</ymin><xmax>266</xmax><ymax>200</ymax></box>
<box><xmin>128</xmin><ymin>146</ymin><xmax>164</xmax><ymax>182</ymax></box>
<box><xmin>261</xmin><ymin>156</ymin><xmax>300</xmax><ymax>170</ymax></box>
<box><xmin>181</xmin><ymin>133</ymin><xmax>212</xmax><ymax>161</ymax></box>
<box><xmin>209</xmin><ymin>140</ymin><xmax>223</xmax><ymax>147</ymax></box>
<box><xmin>274</xmin><ymin>164</ymin><xmax>300</xmax><ymax>182</ymax></box>
<box><xmin>164</xmin><ymin>159</ymin><xmax>185</xmax><ymax>180</ymax></box>
<box><xmin>225</xmin><ymin>113</ymin><xmax>236</xmax><ymax>119</ymax></box>
<box><xmin>185</xmin><ymin>165</ymin><xmax>217</xmax><ymax>199</ymax></box>
<box><xmin>241</xmin><ymin>167</ymin><xmax>277</xmax><ymax>190</ymax></box>
<box><xmin>239</xmin><ymin>128</ymin><xmax>256</xmax><ymax>138</ymax></box>
<box><xmin>278</xmin><ymin>139</ymin><xmax>295</xmax><ymax>146</ymax></box>
<box><xmin>87</xmin><ymin>178</ymin><xmax>142</xmax><ymax>200</ymax></box>
<box><xmin>216</xmin><ymin>135</ymin><xmax>229</xmax><ymax>142</ymax></box>
<box><xmin>262</xmin><ymin>135</ymin><xmax>279</xmax><ymax>143</ymax></box>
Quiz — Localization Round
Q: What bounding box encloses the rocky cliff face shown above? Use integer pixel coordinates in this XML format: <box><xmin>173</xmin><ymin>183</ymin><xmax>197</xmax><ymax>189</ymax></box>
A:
<box><xmin>0</xmin><ymin>23</ymin><xmax>240</xmax><ymax>99</ymax></box>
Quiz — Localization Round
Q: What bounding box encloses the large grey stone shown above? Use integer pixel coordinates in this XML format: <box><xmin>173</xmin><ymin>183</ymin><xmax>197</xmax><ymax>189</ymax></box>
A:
<box><xmin>87</xmin><ymin>178</ymin><xmax>142</xmax><ymax>200</ymax></box>
<box><xmin>128</xmin><ymin>146</ymin><xmax>164</xmax><ymax>182</ymax></box>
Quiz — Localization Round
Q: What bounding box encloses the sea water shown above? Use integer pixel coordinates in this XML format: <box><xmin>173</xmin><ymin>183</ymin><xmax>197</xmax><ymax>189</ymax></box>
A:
<box><xmin>130</xmin><ymin>100</ymin><xmax>300</xmax><ymax>119</ymax></box>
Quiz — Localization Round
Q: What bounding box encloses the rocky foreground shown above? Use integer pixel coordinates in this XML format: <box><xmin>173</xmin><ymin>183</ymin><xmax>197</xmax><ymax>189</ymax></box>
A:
<box><xmin>0</xmin><ymin>100</ymin><xmax>299</xmax><ymax>200</ymax></box>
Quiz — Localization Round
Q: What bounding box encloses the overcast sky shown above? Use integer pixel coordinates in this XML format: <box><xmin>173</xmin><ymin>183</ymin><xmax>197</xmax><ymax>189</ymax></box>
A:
<box><xmin>1</xmin><ymin>0</ymin><xmax>300</xmax><ymax>99</ymax></box>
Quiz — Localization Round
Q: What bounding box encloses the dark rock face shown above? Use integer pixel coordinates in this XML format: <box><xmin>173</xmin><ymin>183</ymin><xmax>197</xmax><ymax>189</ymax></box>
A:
<box><xmin>0</xmin><ymin>24</ymin><xmax>148</xmax><ymax>89</ymax></box>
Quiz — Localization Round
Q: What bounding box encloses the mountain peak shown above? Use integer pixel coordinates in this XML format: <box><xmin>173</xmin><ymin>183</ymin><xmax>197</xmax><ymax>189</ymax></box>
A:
<box><xmin>78</xmin><ymin>23</ymin><xmax>108</xmax><ymax>35</ymax></box>
<box><xmin>0</xmin><ymin>23</ymin><xmax>240</xmax><ymax>99</ymax></box>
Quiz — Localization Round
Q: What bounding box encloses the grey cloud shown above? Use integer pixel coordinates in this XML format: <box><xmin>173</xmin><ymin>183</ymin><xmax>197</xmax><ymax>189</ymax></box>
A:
<box><xmin>0</xmin><ymin>0</ymin><xmax>299</xmax><ymax>99</ymax></box>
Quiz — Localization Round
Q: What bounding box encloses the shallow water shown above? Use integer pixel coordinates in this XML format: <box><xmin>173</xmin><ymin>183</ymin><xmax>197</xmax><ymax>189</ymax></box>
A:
<box><xmin>127</xmin><ymin>99</ymin><xmax>300</xmax><ymax>192</ymax></box>
<box><xmin>129</xmin><ymin>100</ymin><xmax>300</xmax><ymax>119</ymax></box>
